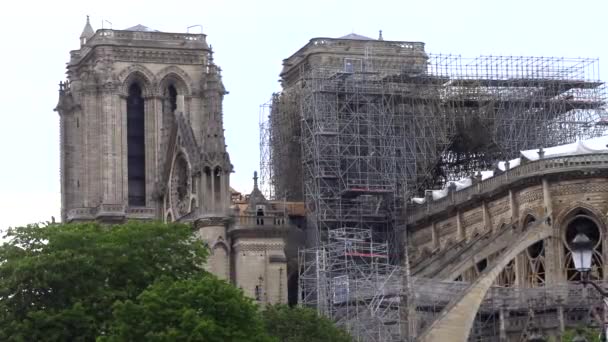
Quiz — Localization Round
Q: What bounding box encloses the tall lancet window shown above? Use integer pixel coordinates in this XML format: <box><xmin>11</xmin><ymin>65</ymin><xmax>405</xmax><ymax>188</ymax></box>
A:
<box><xmin>127</xmin><ymin>83</ymin><xmax>146</xmax><ymax>206</ymax></box>
<box><xmin>167</xmin><ymin>85</ymin><xmax>177</xmax><ymax>113</ymax></box>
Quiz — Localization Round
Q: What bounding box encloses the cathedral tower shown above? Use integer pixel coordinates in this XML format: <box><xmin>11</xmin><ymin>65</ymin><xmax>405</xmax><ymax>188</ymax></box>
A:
<box><xmin>55</xmin><ymin>18</ymin><xmax>232</xmax><ymax>226</ymax></box>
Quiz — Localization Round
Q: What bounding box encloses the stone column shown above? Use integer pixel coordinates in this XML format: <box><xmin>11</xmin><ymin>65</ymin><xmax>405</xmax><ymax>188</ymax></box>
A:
<box><xmin>482</xmin><ymin>201</ymin><xmax>492</xmax><ymax>233</ymax></box>
<box><xmin>143</xmin><ymin>95</ymin><xmax>158</xmax><ymax>207</ymax></box>
<box><xmin>556</xmin><ymin>298</ymin><xmax>565</xmax><ymax>334</ymax></box>
<box><xmin>101</xmin><ymin>88</ymin><xmax>122</xmax><ymax>205</ymax></box>
<box><xmin>542</xmin><ymin>177</ymin><xmax>558</xmax><ymax>284</ymax></box>
<box><xmin>542</xmin><ymin>178</ymin><xmax>553</xmax><ymax>218</ymax></box>
<box><xmin>457</xmin><ymin>211</ymin><xmax>465</xmax><ymax>240</ymax></box>
<box><xmin>195</xmin><ymin>217</ymin><xmax>229</xmax><ymax>279</ymax></box>
<box><xmin>210</xmin><ymin>170</ymin><xmax>216</xmax><ymax>212</ymax></box>
<box><xmin>224</xmin><ymin>170</ymin><xmax>230</xmax><ymax>211</ymax></box>
<box><xmin>509</xmin><ymin>189</ymin><xmax>518</xmax><ymax>226</ymax></box>
<box><xmin>431</xmin><ymin>222</ymin><xmax>439</xmax><ymax>250</ymax></box>
<box><xmin>499</xmin><ymin>306</ymin><xmax>508</xmax><ymax>342</ymax></box>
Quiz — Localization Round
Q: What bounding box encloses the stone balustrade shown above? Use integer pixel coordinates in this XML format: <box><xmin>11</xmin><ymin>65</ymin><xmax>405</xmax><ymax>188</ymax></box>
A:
<box><xmin>234</xmin><ymin>215</ymin><xmax>289</xmax><ymax>228</ymax></box>
<box><xmin>66</xmin><ymin>205</ymin><xmax>156</xmax><ymax>222</ymax></box>
<box><xmin>407</xmin><ymin>152</ymin><xmax>608</xmax><ymax>224</ymax></box>
<box><xmin>95</xmin><ymin>29</ymin><xmax>206</xmax><ymax>43</ymax></box>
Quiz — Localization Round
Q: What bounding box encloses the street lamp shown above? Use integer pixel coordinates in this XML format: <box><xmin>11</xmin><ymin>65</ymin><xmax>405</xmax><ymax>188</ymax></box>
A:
<box><xmin>570</xmin><ymin>233</ymin><xmax>608</xmax><ymax>341</ymax></box>
<box><xmin>571</xmin><ymin>233</ymin><xmax>594</xmax><ymax>275</ymax></box>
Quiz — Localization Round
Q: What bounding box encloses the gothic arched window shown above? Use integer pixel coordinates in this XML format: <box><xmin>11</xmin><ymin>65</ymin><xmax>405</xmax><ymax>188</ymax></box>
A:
<box><xmin>167</xmin><ymin>85</ymin><xmax>177</xmax><ymax>114</ymax></box>
<box><xmin>564</xmin><ymin>214</ymin><xmax>603</xmax><ymax>282</ymax></box>
<box><xmin>127</xmin><ymin>83</ymin><xmax>146</xmax><ymax>206</ymax></box>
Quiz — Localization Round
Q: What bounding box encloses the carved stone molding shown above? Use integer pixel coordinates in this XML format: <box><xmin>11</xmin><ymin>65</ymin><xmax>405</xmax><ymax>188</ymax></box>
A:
<box><xmin>233</xmin><ymin>243</ymin><xmax>286</xmax><ymax>252</ymax></box>
<box><xmin>195</xmin><ymin>215</ymin><xmax>230</xmax><ymax>228</ymax></box>
<box><xmin>156</xmin><ymin>65</ymin><xmax>195</xmax><ymax>95</ymax></box>
<box><xmin>551</xmin><ymin>182</ymin><xmax>608</xmax><ymax>197</ymax></box>
<box><xmin>117</xmin><ymin>64</ymin><xmax>158</xmax><ymax>97</ymax></box>
<box><xmin>554</xmin><ymin>201</ymin><xmax>608</xmax><ymax>234</ymax></box>
<box><xmin>519</xmin><ymin>189</ymin><xmax>543</xmax><ymax>204</ymax></box>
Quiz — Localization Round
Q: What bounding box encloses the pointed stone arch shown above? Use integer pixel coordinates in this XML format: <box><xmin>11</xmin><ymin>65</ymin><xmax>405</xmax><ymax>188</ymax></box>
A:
<box><xmin>418</xmin><ymin>221</ymin><xmax>553</xmax><ymax>342</ymax></box>
<box><xmin>210</xmin><ymin>239</ymin><xmax>229</xmax><ymax>280</ymax></box>
<box><xmin>520</xmin><ymin>208</ymin><xmax>540</xmax><ymax>230</ymax></box>
<box><xmin>555</xmin><ymin>201</ymin><xmax>608</xmax><ymax>233</ymax></box>
<box><xmin>156</xmin><ymin>66</ymin><xmax>194</xmax><ymax>96</ymax></box>
<box><xmin>556</xmin><ymin>202</ymin><xmax>606</xmax><ymax>282</ymax></box>
<box><xmin>118</xmin><ymin>64</ymin><xmax>157</xmax><ymax>97</ymax></box>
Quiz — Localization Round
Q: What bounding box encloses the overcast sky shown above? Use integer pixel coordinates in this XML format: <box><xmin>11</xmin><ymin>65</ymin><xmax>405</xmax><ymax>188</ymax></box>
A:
<box><xmin>0</xmin><ymin>0</ymin><xmax>606</xmax><ymax>230</ymax></box>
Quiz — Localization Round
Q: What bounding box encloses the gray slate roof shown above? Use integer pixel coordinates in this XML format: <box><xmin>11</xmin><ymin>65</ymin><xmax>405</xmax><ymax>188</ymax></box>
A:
<box><xmin>80</xmin><ymin>16</ymin><xmax>94</xmax><ymax>39</ymax></box>
<box><xmin>124</xmin><ymin>24</ymin><xmax>159</xmax><ymax>32</ymax></box>
<box><xmin>338</xmin><ymin>33</ymin><xmax>375</xmax><ymax>40</ymax></box>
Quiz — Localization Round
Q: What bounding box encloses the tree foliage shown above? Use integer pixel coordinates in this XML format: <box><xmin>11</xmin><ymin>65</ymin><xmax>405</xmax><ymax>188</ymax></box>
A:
<box><xmin>0</xmin><ymin>221</ymin><xmax>352</xmax><ymax>342</ymax></box>
<box><xmin>560</xmin><ymin>327</ymin><xmax>602</xmax><ymax>342</ymax></box>
<box><xmin>0</xmin><ymin>221</ymin><xmax>207</xmax><ymax>341</ymax></box>
<box><xmin>100</xmin><ymin>276</ymin><xmax>271</xmax><ymax>342</ymax></box>
<box><xmin>262</xmin><ymin>304</ymin><xmax>353</xmax><ymax>342</ymax></box>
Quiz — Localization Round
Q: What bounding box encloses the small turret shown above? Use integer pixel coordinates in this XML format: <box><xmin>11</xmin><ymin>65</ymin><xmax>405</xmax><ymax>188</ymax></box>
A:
<box><xmin>80</xmin><ymin>15</ymin><xmax>94</xmax><ymax>46</ymax></box>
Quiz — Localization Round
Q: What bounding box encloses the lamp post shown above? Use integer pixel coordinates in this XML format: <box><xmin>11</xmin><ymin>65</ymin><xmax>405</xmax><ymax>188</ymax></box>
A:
<box><xmin>571</xmin><ymin>233</ymin><xmax>608</xmax><ymax>341</ymax></box>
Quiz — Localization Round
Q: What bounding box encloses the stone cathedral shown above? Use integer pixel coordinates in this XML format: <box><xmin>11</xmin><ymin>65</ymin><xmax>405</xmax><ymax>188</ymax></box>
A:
<box><xmin>54</xmin><ymin>18</ymin><xmax>298</xmax><ymax>305</ymax></box>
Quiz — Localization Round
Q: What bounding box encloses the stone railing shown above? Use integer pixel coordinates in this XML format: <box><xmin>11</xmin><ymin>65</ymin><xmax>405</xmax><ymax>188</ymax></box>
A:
<box><xmin>126</xmin><ymin>207</ymin><xmax>156</xmax><ymax>219</ymax></box>
<box><xmin>309</xmin><ymin>38</ymin><xmax>425</xmax><ymax>52</ymax></box>
<box><xmin>67</xmin><ymin>205</ymin><xmax>156</xmax><ymax>222</ymax></box>
<box><xmin>407</xmin><ymin>153</ymin><xmax>608</xmax><ymax>224</ymax></box>
<box><xmin>235</xmin><ymin>215</ymin><xmax>289</xmax><ymax>228</ymax></box>
<box><xmin>94</xmin><ymin>29</ymin><xmax>206</xmax><ymax>43</ymax></box>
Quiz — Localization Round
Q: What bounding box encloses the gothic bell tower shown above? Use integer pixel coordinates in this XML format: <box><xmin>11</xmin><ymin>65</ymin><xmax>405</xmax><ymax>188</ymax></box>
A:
<box><xmin>55</xmin><ymin>17</ymin><xmax>232</xmax><ymax>225</ymax></box>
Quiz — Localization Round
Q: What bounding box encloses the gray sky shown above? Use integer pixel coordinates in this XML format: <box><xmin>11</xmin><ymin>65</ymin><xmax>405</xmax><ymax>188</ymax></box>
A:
<box><xmin>0</xmin><ymin>0</ymin><xmax>606</xmax><ymax>230</ymax></box>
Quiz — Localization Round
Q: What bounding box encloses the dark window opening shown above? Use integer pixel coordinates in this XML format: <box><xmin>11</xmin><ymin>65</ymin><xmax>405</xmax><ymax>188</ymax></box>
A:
<box><xmin>127</xmin><ymin>83</ymin><xmax>146</xmax><ymax>206</ymax></box>
<box><xmin>204</xmin><ymin>167</ymin><xmax>212</xmax><ymax>210</ymax></box>
<box><xmin>527</xmin><ymin>240</ymin><xmax>544</xmax><ymax>259</ymax></box>
<box><xmin>214</xmin><ymin>167</ymin><xmax>222</xmax><ymax>205</ymax></box>
<box><xmin>167</xmin><ymin>85</ymin><xmax>177</xmax><ymax>113</ymax></box>
<box><xmin>565</xmin><ymin>215</ymin><xmax>602</xmax><ymax>281</ymax></box>
<box><xmin>287</xmin><ymin>272</ymin><xmax>299</xmax><ymax>307</ymax></box>
<box><xmin>256</xmin><ymin>208</ymin><xmax>265</xmax><ymax>225</ymax></box>
<box><xmin>255</xmin><ymin>285</ymin><xmax>261</xmax><ymax>301</ymax></box>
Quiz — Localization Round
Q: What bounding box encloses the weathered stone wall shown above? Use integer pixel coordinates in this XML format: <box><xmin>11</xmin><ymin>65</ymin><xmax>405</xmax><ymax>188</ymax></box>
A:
<box><xmin>232</xmin><ymin>237</ymin><xmax>288</xmax><ymax>305</ymax></box>
<box><xmin>408</xmin><ymin>168</ymin><xmax>608</xmax><ymax>285</ymax></box>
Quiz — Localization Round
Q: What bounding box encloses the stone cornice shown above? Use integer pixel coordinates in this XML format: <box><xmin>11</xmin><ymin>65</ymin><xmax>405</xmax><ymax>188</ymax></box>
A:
<box><xmin>232</xmin><ymin>242</ymin><xmax>286</xmax><ymax>252</ymax></box>
<box><xmin>194</xmin><ymin>215</ymin><xmax>232</xmax><ymax>228</ymax></box>
<box><xmin>228</xmin><ymin>225</ymin><xmax>291</xmax><ymax>240</ymax></box>
<box><xmin>66</xmin><ymin>205</ymin><xmax>156</xmax><ymax>223</ymax></box>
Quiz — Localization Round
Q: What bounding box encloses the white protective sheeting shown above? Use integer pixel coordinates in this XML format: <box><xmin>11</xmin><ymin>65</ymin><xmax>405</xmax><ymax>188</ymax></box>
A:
<box><xmin>411</xmin><ymin>135</ymin><xmax>608</xmax><ymax>204</ymax></box>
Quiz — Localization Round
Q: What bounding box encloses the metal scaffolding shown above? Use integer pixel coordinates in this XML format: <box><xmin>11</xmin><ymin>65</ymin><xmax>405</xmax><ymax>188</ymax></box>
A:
<box><xmin>298</xmin><ymin>228</ymin><xmax>403</xmax><ymax>342</ymax></box>
<box><xmin>261</xmin><ymin>52</ymin><xmax>606</xmax><ymax>247</ymax></box>
<box><xmin>299</xmin><ymin>227</ymin><xmax>606</xmax><ymax>341</ymax></box>
<box><xmin>266</xmin><ymin>46</ymin><xmax>607</xmax><ymax>340</ymax></box>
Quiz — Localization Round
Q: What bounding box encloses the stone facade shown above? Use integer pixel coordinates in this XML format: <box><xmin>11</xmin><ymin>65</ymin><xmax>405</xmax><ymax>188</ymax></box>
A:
<box><xmin>55</xmin><ymin>18</ymin><xmax>231</xmax><ymax>224</ymax></box>
<box><xmin>54</xmin><ymin>18</ymin><xmax>303</xmax><ymax>306</ymax></box>
<box><xmin>407</xmin><ymin>152</ymin><xmax>608</xmax><ymax>340</ymax></box>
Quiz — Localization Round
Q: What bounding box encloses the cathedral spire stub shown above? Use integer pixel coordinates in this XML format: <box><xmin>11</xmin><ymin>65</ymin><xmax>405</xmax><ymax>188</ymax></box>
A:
<box><xmin>253</xmin><ymin>171</ymin><xmax>259</xmax><ymax>190</ymax></box>
<box><xmin>80</xmin><ymin>15</ymin><xmax>94</xmax><ymax>45</ymax></box>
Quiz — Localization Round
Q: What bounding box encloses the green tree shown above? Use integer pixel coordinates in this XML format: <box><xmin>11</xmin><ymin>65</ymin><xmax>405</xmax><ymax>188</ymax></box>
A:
<box><xmin>100</xmin><ymin>276</ymin><xmax>271</xmax><ymax>342</ymax></box>
<box><xmin>0</xmin><ymin>221</ymin><xmax>208</xmax><ymax>341</ymax></box>
<box><xmin>262</xmin><ymin>304</ymin><xmax>353</xmax><ymax>342</ymax></box>
<box><xmin>561</xmin><ymin>327</ymin><xmax>602</xmax><ymax>342</ymax></box>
